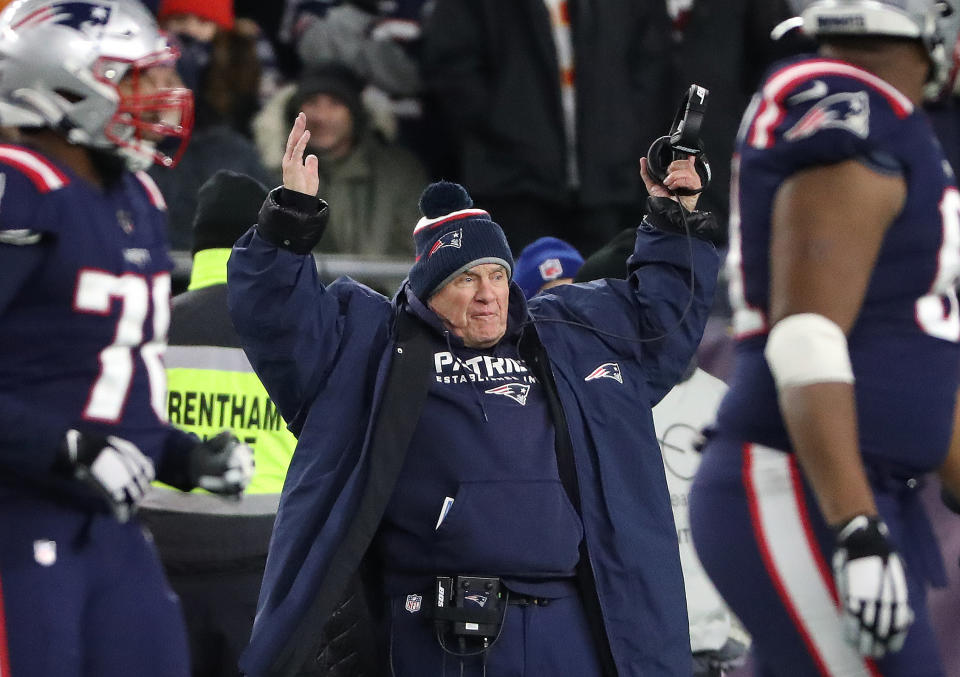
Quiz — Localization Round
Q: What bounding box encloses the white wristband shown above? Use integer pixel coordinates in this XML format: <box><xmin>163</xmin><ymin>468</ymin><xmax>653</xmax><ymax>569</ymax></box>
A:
<box><xmin>764</xmin><ymin>313</ymin><xmax>855</xmax><ymax>389</ymax></box>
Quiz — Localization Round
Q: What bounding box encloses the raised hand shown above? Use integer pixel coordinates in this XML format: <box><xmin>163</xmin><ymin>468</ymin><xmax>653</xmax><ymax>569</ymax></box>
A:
<box><xmin>282</xmin><ymin>112</ymin><xmax>320</xmax><ymax>198</ymax></box>
<box><xmin>640</xmin><ymin>155</ymin><xmax>701</xmax><ymax>212</ymax></box>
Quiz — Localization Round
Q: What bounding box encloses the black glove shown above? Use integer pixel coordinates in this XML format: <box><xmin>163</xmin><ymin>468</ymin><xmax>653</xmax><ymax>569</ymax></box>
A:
<box><xmin>54</xmin><ymin>429</ymin><xmax>155</xmax><ymax>522</ymax></box>
<box><xmin>158</xmin><ymin>431</ymin><xmax>254</xmax><ymax>496</ymax></box>
<box><xmin>832</xmin><ymin>514</ymin><xmax>913</xmax><ymax>657</ymax></box>
<box><xmin>641</xmin><ymin>196</ymin><xmax>723</xmax><ymax>246</ymax></box>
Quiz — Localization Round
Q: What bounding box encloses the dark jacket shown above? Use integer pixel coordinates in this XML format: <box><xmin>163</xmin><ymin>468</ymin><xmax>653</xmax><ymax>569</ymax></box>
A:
<box><xmin>227</xmin><ymin>191</ymin><xmax>720</xmax><ymax>676</ymax></box>
<box><xmin>420</xmin><ymin>0</ymin><xmax>673</xmax><ymax>208</ymax></box>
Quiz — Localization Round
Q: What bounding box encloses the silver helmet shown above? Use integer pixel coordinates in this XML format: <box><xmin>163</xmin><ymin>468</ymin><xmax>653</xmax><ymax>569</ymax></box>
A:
<box><xmin>0</xmin><ymin>0</ymin><xmax>194</xmax><ymax>170</ymax></box>
<box><xmin>775</xmin><ymin>1</ymin><xmax>957</xmax><ymax>98</ymax></box>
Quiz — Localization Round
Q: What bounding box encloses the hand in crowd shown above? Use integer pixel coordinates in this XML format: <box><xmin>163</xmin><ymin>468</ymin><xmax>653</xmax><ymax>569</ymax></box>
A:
<box><xmin>640</xmin><ymin>155</ymin><xmax>701</xmax><ymax>212</ymax></box>
<box><xmin>282</xmin><ymin>112</ymin><xmax>320</xmax><ymax>198</ymax></box>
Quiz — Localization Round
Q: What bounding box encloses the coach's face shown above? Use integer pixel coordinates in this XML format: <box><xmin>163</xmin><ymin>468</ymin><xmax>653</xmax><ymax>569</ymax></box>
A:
<box><xmin>428</xmin><ymin>263</ymin><xmax>510</xmax><ymax>348</ymax></box>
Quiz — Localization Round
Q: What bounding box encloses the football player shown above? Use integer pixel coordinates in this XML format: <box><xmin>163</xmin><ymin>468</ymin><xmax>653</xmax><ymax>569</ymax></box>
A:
<box><xmin>0</xmin><ymin>1</ymin><xmax>253</xmax><ymax>675</ymax></box>
<box><xmin>689</xmin><ymin>1</ymin><xmax>960</xmax><ymax>675</ymax></box>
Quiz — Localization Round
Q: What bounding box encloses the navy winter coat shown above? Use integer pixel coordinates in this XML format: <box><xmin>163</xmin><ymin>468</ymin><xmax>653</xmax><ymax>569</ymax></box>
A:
<box><xmin>227</xmin><ymin>201</ymin><xmax>719</xmax><ymax>676</ymax></box>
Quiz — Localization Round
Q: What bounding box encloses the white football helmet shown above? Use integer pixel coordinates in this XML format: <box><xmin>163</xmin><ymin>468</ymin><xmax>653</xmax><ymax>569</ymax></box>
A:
<box><xmin>775</xmin><ymin>1</ymin><xmax>958</xmax><ymax>98</ymax></box>
<box><xmin>0</xmin><ymin>0</ymin><xmax>194</xmax><ymax>170</ymax></box>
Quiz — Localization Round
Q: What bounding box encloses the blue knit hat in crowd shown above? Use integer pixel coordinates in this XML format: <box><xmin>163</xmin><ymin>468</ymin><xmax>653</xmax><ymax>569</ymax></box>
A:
<box><xmin>408</xmin><ymin>181</ymin><xmax>514</xmax><ymax>300</ymax></box>
<box><xmin>513</xmin><ymin>236</ymin><xmax>584</xmax><ymax>299</ymax></box>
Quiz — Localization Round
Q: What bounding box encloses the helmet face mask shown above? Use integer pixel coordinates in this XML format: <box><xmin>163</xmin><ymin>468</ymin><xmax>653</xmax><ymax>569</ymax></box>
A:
<box><xmin>0</xmin><ymin>0</ymin><xmax>194</xmax><ymax>170</ymax></box>
<box><xmin>106</xmin><ymin>50</ymin><xmax>194</xmax><ymax>170</ymax></box>
<box><xmin>785</xmin><ymin>0</ymin><xmax>958</xmax><ymax>98</ymax></box>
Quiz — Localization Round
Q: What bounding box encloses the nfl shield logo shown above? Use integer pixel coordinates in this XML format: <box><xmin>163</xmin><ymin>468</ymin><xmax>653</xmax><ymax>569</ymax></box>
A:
<box><xmin>538</xmin><ymin>257</ymin><xmax>564</xmax><ymax>281</ymax></box>
<box><xmin>405</xmin><ymin>594</ymin><xmax>422</xmax><ymax>613</ymax></box>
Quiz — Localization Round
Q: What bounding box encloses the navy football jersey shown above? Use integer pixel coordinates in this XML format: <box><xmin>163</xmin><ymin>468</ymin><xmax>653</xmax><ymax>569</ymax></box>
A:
<box><xmin>717</xmin><ymin>56</ymin><xmax>960</xmax><ymax>470</ymax></box>
<box><xmin>0</xmin><ymin>144</ymin><xmax>179</xmax><ymax>477</ymax></box>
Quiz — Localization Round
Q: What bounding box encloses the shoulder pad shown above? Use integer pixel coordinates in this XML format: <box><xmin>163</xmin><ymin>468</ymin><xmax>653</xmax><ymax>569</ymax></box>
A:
<box><xmin>748</xmin><ymin>59</ymin><xmax>913</xmax><ymax>150</ymax></box>
<box><xmin>0</xmin><ymin>144</ymin><xmax>69</xmax><ymax>193</ymax></box>
<box><xmin>134</xmin><ymin>171</ymin><xmax>167</xmax><ymax>211</ymax></box>
<box><xmin>0</xmin><ymin>145</ymin><xmax>69</xmax><ymax>237</ymax></box>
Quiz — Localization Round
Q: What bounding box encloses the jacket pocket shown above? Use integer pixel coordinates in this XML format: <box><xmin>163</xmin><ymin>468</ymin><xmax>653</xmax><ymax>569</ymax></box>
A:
<box><xmin>432</xmin><ymin>479</ymin><xmax>583</xmax><ymax>576</ymax></box>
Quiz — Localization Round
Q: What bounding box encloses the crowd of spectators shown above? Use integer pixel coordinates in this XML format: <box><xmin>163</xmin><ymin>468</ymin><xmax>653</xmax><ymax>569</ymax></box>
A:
<box><xmin>144</xmin><ymin>0</ymin><xmax>800</xmax><ymax>272</ymax></box>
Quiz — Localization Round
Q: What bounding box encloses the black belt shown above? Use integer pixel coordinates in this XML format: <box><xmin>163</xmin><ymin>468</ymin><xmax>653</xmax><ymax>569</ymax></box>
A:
<box><xmin>507</xmin><ymin>593</ymin><xmax>552</xmax><ymax>607</ymax></box>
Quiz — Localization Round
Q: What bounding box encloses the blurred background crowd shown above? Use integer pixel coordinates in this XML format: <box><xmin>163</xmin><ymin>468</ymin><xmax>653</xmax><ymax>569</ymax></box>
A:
<box><xmin>0</xmin><ymin>0</ymin><xmax>812</xmax><ymax>287</ymax></box>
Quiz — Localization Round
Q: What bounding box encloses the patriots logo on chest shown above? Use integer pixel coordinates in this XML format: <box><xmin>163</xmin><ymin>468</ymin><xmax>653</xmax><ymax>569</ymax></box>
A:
<box><xmin>484</xmin><ymin>382</ymin><xmax>531</xmax><ymax>405</ymax></box>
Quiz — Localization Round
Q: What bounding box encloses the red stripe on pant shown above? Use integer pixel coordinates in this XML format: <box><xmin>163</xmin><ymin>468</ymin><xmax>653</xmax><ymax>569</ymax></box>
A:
<box><xmin>0</xmin><ymin>574</ymin><xmax>11</xmax><ymax>676</ymax></box>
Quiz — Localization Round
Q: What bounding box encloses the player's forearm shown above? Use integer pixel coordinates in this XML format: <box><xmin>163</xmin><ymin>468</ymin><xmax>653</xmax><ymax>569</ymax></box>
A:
<box><xmin>779</xmin><ymin>381</ymin><xmax>877</xmax><ymax>525</ymax></box>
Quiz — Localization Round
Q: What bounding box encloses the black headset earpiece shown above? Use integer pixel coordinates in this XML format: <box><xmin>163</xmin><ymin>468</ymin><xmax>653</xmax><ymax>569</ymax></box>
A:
<box><xmin>645</xmin><ymin>135</ymin><xmax>676</xmax><ymax>186</ymax></box>
<box><xmin>645</xmin><ymin>84</ymin><xmax>712</xmax><ymax>197</ymax></box>
<box><xmin>646</xmin><ymin>137</ymin><xmax>712</xmax><ymax>197</ymax></box>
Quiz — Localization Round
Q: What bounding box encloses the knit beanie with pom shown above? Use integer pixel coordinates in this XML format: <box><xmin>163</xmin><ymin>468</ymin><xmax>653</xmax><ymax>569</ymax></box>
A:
<box><xmin>408</xmin><ymin>181</ymin><xmax>513</xmax><ymax>300</ymax></box>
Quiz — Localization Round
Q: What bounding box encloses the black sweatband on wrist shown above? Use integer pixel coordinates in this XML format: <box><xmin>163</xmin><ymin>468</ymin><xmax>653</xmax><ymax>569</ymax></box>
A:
<box><xmin>642</xmin><ymin>196</ymin><xmax>722</xmax><ymax>246</ymax></box>
<box><xmin>831</xmin><ymin>514</ymin><xmax>892</xmax><ymax>559</ymax></box>
<box><xmin>255</xmin><ymin>186</ymin><xmax>330</xmax><ymax>255</ymax></box>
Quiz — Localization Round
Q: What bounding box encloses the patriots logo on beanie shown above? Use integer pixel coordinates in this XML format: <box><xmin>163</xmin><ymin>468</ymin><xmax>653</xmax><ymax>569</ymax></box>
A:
<box><xmin>429</xmin><ymin>228</ymin><xmax>463</xmax><ymax>256</ymax></box>
<box><xmin>408</xmin><ymin>181</ymin><xmax>514</xmax><ymax>300</ymax></box>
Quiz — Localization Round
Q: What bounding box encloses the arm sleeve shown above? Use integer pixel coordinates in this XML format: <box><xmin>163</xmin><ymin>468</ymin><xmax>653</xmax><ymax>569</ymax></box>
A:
<box><xmin>0</xmin><ymin>242</ymin><xmax>76</xmax><ymax>476</ymax></box>
<box><xmin>157</xmin><ymin>426</ymin><xmax>201</xmax><ymax>491</ymax></box>
<box><xmin>227</xmin><ymin>200</ymin><xmax>392</xmax><ymax>435</ymax></box>
<box><xmin>536</xmin><ymin>223</ymin><xmax>720</xmax><ymax>405</ymax></box>
<box><xmin>627</xmin><ymin>226</ymin><xmax>721</xmax><ymax>404</ymax></box>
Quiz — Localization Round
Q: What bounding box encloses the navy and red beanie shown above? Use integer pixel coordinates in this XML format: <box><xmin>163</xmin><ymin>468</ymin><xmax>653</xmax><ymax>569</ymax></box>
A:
<box><xmin>408</xmin><ymin>181</ymin><xmax>514</xmax><ymax>300</ymax></box>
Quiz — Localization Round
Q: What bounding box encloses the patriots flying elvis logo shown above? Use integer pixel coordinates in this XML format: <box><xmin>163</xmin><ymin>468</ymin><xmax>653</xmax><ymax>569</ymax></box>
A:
<box><xmin>784</xmin><ymin>90</ymin><xmax>870</xmax><ymax>142</ymax></box>
<box><xmin>13</xmin><ymin>2</ymin><xmax>113</xmax><ymax>35</ymax></box>
<box><xmin>484</xmin><ymin>383</ymin><xmax>530</xmax><ymax>405</ymax></box>
<box><xmin>429</xmin><ymin>228</ymin><xmax>463</xmax><ymax>257</ymax></box>
<box><xmin>464</xmin><ymin>594</ymin><xmax>488</xmax><ymax>607</ymax></box>
<box><xmin>584</xmin><ymin>362</ymin><xmax>622</xmax><ymax>384</ymax></box>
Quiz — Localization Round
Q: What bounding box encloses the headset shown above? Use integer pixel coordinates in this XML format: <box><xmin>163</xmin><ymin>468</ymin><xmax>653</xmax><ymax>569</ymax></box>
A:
<box><xmin>646</xmin><ymin>84</ymin><xmax>712</xmax><ymax>196</ymax></box>
<box><xmin>521</xmin><ymin>83</ymin><xmax>717</xmax><ymax>346</ymax></box>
